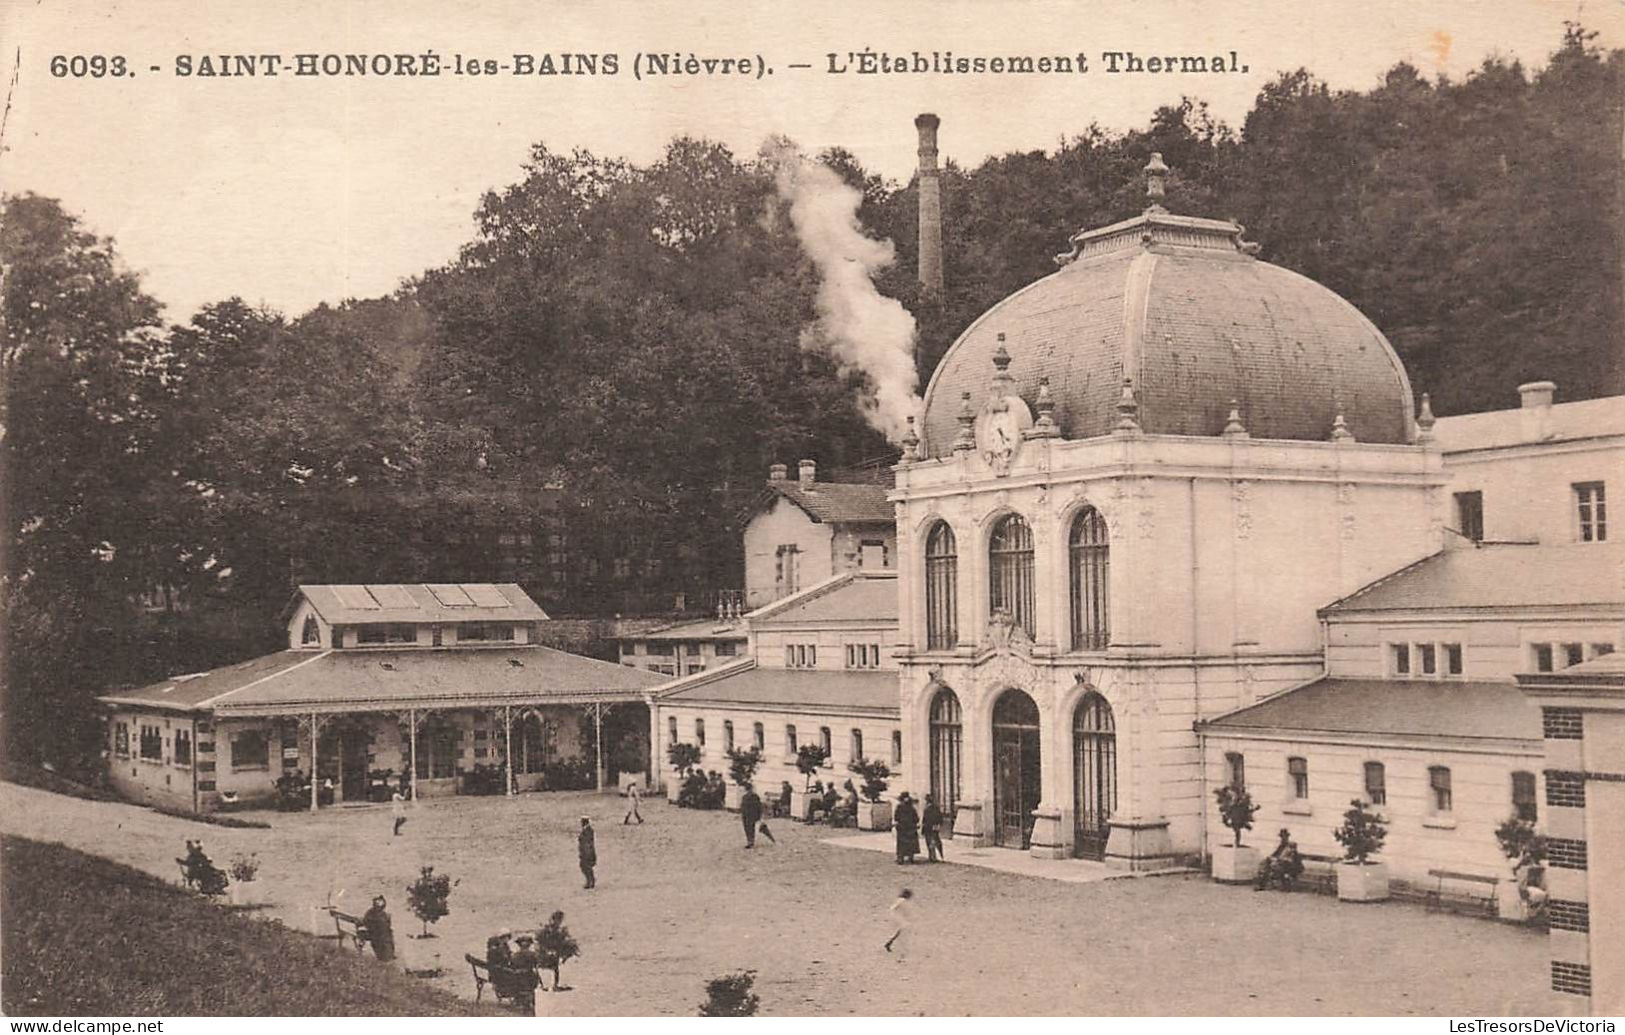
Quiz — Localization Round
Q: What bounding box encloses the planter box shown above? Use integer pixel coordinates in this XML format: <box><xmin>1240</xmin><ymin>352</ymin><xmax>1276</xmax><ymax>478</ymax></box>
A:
<box><xmin>1211</xmin><ymin>844</ymin><xmax>1261</xmax><ymax>884</ymax></box>
<box><xmin>788</xmin><ymin>790</ymin><xmax>816</xmax><ymax>821</ymax></box>
<box><xmin>857</xmin><ymin>800</ymin><xmax>893</xmax><ymax>832</ymax></box>
<box><xmin>1335</xmin><ymin>861</ymin><xmax>1390</xmax><ymax>902</ymax></box>
<box><xmin>724</xmin><ymin>783</ymin><xmax>743</xmax><ymax>812</ymax></box>
<box><xmin>666</xmin><ymin>776</ymin><xmax>684</xmax><ymax>803</ymax></box>
<box><xmin>229</xmin><ymin>882</ymin><xmax>260</xmax><ymax>907</ymax></box>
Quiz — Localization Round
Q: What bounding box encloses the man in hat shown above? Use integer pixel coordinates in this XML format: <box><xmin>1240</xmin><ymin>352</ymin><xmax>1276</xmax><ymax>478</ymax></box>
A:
<box><xmin>739</xmin><ymin>784</ymin><xmax>763</xmax><ymax>848</ymax></box>
<box><xmin>1255</xmin><ymin>828</ymin><xmax>1303</xmax><ymax>891</ymax></box>
<box><xmin>509</xmin><ymin>933</ymin><xmax>542</xmax><ymax>1007</ymax></box>
<box><xmin>894</xmin><ymin>792</ymin><xmax>920</xmax><ymax>864</ymax></box>
<box><xmin>486</xmin><ymin>928</ymin><xmax>514</xmax><ymax>968</ymax></box>
<box><xmin>921</xmin><ymin>794</ymin><xmax>946</xmax><ymax>863</ymax></box>
<box><xmin>578</xmin><ymin>816</ymin><xmax>597</xmax><ymax>889</ymax></box>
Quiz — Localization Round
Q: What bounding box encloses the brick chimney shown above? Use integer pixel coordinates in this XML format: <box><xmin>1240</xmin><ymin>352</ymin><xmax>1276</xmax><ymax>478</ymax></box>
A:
<box><xmin>1518</xmin><ymin>380</ymin><xmax>1557</xmax><ymax>441</ymax></box>
<box><xmin>915</xmin><ymin>113</ymin><xmax>944</xmax><ymax>303</ymax></box>
<box><xmin>769</xmin><ymin>463</ymin><xmax>788</xmax><ymax>481</ymax></box>
<box><xmin>798</xmin><ymin>459</ymin><xmax>817</xmax><ymax>489</ymax></box>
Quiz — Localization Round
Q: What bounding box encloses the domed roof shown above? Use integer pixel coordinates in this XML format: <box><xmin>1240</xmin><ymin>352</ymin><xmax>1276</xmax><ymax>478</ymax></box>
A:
<box><xmin>920</xmin><ymin>202</ymin><xmax>1416</xmax><ymax>457</ymax></box>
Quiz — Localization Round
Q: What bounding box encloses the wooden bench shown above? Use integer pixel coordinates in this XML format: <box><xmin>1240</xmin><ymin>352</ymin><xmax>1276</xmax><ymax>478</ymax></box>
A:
<box><xmin>330</xmin><ymin>909</ymin><xmax>368</xmax><ymax>953</ymax></box>
<box><xmin>1290</xmin><ymin>852</ymin><xmax>1338</xmax><ymax>893</ymax></box>
<box><xmin>1426</xmin><ymin>869</ymin><xmax>1499</xmax><ymax>917</ymax></box>
<box><xmin>465</xmin><ymin>954</ymin><xmax>536</xmax><ymax>1012</ymax></box>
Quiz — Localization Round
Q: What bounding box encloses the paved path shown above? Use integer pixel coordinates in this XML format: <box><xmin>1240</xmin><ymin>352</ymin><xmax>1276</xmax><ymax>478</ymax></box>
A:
<box><xmin>822</xmin><ymin>831</ymin><xmax>1195</xmax><ymax>883</ymax></box>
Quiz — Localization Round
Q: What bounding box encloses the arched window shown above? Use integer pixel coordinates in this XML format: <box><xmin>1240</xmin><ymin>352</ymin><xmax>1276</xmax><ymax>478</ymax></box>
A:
<box><xmin>1069</xmin><ymin>507</ymin><xmax>1110</xmax><ymax>650</ymax></box>
<box><xmin>989</xmin><ymin>514</ymin><xmax>1036</xmax><ymax>637</ymax></box>
<box><xmin>1512</xmin><ymin>770</ymin><xmax>1537</xmax><ymax>822</ymax></box>
<box><xmin>924</xmin><ymin>523</ymin><xmax>958</xmax><ymax>650</ymax></box>
<box><xmin>928</xmin><ymin>687</ymin><xmax>962</xmax><ymax>811</ymax></box>
<box><xmin>1364</xmin><ymin>761</ymin><xmax>1386</xmax><ymax>805</ymax></box>
<box><xmin>301</xmin><ymin>615</ymin><xmax>321</xmax><ymax>646</ymax></box>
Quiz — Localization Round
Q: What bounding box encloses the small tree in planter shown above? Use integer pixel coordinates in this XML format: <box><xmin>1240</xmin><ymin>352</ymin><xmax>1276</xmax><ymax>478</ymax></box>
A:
<box><xmin>227</xmin><ymin>852</ymin><xmax>261</xmax><ymax>906</ymax></box>
<box><xmin>725</xmin><ymin>747</ymin><xmax>763</xmax><ymax>810</ymax></box>
<box><xmin>790</xmin><ymin>744</ymin><xmax>831</xmax><ymax>820</ymax></box>
<box><xmin>1211</xmin><ymin>786</ymin><xmax>1262</xmax><ymax>883</ymax></box>
<box><xmin>849</xmin><ymin>758</ymin><xmax>894</xmax><ymax>831</ymax></box>
<box><xmin>699</xmin><ymin>971</ymin><xmax>760</xmax><ymax>1016</ymax></box>
<box><xmin>1331</xmin><ymin>799</ymin><xmax>1390</xmax><ymax>902</ymax></box>
<box><xmin>405</xmin><ymin>865</ymin><xmax>455</xmax><ymax>937</ymax></box>
<box><xmin>1494</xmin><ymin>815</ymin><xmax>1548</xmax><ymax>921</ymax></box>
<box><xmin>535</xmin><ymin>910</ymin><xmax>580</xmax><ymax>991</ymax></box>
<box><xmin>667</xmin><ymin>742</ymin><xmax>702</xmax><ymax>803</ymax></box>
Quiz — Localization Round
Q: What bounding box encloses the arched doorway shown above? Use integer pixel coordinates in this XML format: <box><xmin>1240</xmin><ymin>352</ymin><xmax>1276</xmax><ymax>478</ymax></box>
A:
<box><xmin>992</xmin><ymin>689</ymin><xmax>1041</xmax><ymax>849</ymax></box>
<box><xmin>1072</xmin><ymin>692</ymin><xmax>1116</xmax><ymax>860</ymax></box>
<box><xmin>928</xmin><ymin>687</ymin><xmax>962</xmax><ymax>812</ymax></box>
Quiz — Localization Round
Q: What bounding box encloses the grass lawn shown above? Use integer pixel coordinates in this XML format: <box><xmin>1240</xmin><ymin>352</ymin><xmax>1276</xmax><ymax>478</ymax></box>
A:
<box><xmin>0</xmin><ymin>836</ymin><xmax>506</xmax><ymax>1016</ymax></box>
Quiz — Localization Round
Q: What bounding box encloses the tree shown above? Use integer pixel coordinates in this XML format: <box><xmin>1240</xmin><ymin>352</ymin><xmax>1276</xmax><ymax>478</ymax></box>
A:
<box><xmin>1213</xmin><ymin>785</ymin><xmax>1260</xmax><ymax>849</ymax></box>
<box><xmin>667</xmin><ymin>742</ymin><xmax>702</xmax><ymax>779</ymax></box>
<box><xmin>405</xmin><ymin>866</ymin><xmax>454</xmax><ymax>937</ymax></box>
<box><xmin>1332</xmin><ymin>799</ymin><xmax>1388</xmax><ymax>865</ymax></box>
<box><xmin>726</xmin><ymin>746</ymin><xmax>763</xmax><ymax>790</ymax></box>
<box><xmin>795</xmin><ymin>744</ymin><xmax>830</xmax><ymax>791</ymax></box>
<box><xmin>535</xmin><ymin>910</ymin><xmax>579</xmax><ymax>991</ymax></box>
<box><xmin>848</xmin><ymin>758</ymin><xmax>891</xmax><ymax>803</ymax></box>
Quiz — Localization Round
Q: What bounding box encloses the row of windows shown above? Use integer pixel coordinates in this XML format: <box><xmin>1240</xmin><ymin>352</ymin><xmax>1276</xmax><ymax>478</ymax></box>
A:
<box><xmin>923</xmin><ymin>508</ymin><xmax>1110</xmax><ymax>652</ymax></box>
<box><xmin>1452</xmin><ymin>481</ymin><xmax>1608</xmax><ymax>543</ymax></box>
<box><xmin>669</xmin><ymin>717</ymin><xmax>902</xmax><ymax>765</ymax></box>
<box><xmin>1531</xmin><ymin>641</ymin><xmax>1615</xmax><ymax>673</ymax></box>
<box><xmin>1226</xmin><ymin>752</ymin><xmax>1537</xmax><ymax>819</ymax></box>
<box><xmin>785</xmin><ymin>644</ymin><xmax>817</xmax><ymax>668</ymax></box>
<box><xmin>1390</xmin><ymin>642</ymin><xmax>1464</xmax><ymax>678</ymax></box>
<box><xmin>301</xmin><ymin>616</ymin><xmax>523</xmax><ymax>647</ymax></box>
<box><xmin>114</xmin><ymin>722</ymin><xmax>192</xmax><ymax>766</ymax></box>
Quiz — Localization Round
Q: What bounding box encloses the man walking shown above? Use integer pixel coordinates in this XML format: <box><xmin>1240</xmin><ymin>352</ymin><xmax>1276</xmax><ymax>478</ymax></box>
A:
<box><xmin>578</xmin><ymin>816</ymin><xmax>597</xmax><ymax>889</ymax></box>
<box><xmin>921</xmin><ymin>794</ymin><xmax>945</xmax><ymax>863</ymax></box>
<box><xmin>623</xmin><ymin>782</ymin><xmax>643</xmax><ymax>825</ymax></box>
<box><xmin>391</xmin><ymin>788</ymin><xmax>408</xmax><ymax>837</ymax></box>
<box><xmin>740</xmin><ymin>785</ymin><xmax>763</xmax><ymax>848</ymax></box>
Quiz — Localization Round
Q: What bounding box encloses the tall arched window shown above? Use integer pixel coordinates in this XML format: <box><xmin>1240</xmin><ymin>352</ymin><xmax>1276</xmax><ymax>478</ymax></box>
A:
<box><xmin>929</xmin><ymin>687</ymin><xmax>962</xmax><ymax>811</ymax></box>
<box><xmin>924</xmin><ymin>522</ymin><xmax>959</xmax><ymax>650</ymax></box>
<box><xmin>1069</xmin><ymin>507</ymin><xmax>1110</xmax><ymax>650</ymax></box>
<box><xmin>989</xmin><ymin>514</ymin><xmax>1035</xmax><ymax>637</ymax></box>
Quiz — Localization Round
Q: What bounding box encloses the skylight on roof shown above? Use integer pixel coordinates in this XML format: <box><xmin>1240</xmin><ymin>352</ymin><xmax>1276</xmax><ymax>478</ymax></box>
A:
<box><xmin>463</xmin><ymin>584</ymin><xmax>512</xmax><ymax>608</ymax></box>
<box><xmin>332</xmin><ymin>585</ymin><xmax>381</xmax><ymax>609</ymax></box>
<box><xmin>367</xmin><ymin>585</ymin><xmax>418</xmax><ymax>609</ymax></box>
<box><xmin>426</xmin><ymin>584</ymin><xmax>476</xmax><ymax>607</ymax></box>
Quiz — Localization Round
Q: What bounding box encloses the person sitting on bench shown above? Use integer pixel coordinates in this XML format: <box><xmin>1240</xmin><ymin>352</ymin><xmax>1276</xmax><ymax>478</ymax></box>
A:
<box><xmin>362</xmin><ymin>895</ymin><xmax>396</xmax><ymax>961</ymax></box>
<box><xmin>1254</xmin><ymin>828</ymin><xmax>1304</xmax><ymax>892</ymax></box>
<box><xmin>509</xmin><ymin>933</ymin><xmax>543</xmax><ymax>1006</ymax></box>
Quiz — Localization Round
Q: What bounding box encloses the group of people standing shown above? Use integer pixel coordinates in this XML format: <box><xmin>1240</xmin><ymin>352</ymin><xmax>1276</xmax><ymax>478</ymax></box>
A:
<box><xmin>891</xmin><ymin>792</ymin><xmax>947</xmax><ymax>865</ymax></box>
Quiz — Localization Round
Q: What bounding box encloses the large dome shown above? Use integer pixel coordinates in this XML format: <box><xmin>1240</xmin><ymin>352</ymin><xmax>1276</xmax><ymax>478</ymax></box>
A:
<box><xmin>919</xmin><ymin>208</ymin><xmax>1416</xmax><ymax>456</ymax></box>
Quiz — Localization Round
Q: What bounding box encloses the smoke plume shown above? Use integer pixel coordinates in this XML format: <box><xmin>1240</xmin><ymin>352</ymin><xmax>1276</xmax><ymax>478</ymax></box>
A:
<box><xmin>764</xmin><ymin>140</ymin><xmax>921</xmax><ymax>443</ymax></box>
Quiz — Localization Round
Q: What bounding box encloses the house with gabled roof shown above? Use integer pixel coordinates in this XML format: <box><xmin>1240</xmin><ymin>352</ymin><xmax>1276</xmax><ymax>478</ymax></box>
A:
<box><xmin>742</xmin><ymin>460</ymin><xmax>896</xmax><ymax>608</ymax></box>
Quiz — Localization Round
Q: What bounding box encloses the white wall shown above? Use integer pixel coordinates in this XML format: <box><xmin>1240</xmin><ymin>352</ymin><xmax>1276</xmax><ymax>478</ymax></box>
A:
<box><xmin>107</xmin><ymin>708</ymin><xmax>197</xmax><ymax>811</ymax></box>
<box><xmin>743</xmin><ymin>498</ymin><xmax>833</xmax><ymax>608</ymax></box>
<box><xmin>1443</xmin><ymin>438</ymin><xmax>1622</xmax><ymax>544</ymax></box>
<box><xmin>1326</xmin><ymin>613</ymin><xmax>1622</xmax><ymax>682</ymax></box>
<box><xmin>655</xmin><ymin>699</ymin><xmax>903</xmax><ymax>795</ymax></box>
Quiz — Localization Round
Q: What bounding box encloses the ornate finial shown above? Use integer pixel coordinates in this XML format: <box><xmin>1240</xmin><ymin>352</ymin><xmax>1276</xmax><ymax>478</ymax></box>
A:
<box><xmin>1114</xmin><ymin>378</ymin><xmax>1141</xmax><ymax>433</ymax></box>
<box><xmin>900</xmin><ymin>415</ymin><xmax>920</xmax><ymax>461</ymax></box>
<box><xmin>1222</xmin><ymin>400</ymin><xmax>1249</xmax><ymax>439</ymax></box>
<box><xmin>1144</xmin><ymin>152</ymin><xmax>1169</xmax><ymax>213</ymax></box>
<box><xmin>1029</xmin><ymin>376</ymin><xmax>1059</xmax><ymax>437</ymax></box>
<box><xmin>992</xmin><ymin>333</ymin><xmax>1011</xmax><ymax>371</ymax></box>
<box><xmin>1330</xmin><ymin>412</ymin><xmax>1355</xmax><ymax>442</ymax></box>
<box><xmin>1416</xmin><ymin>393</ymin><xmax>1436</xmax><ymax>442</ymax></box>
<box><xmin>953</xmin><ymin>391</ymin><xmax>977</xmax><ymax>453</ymax></box>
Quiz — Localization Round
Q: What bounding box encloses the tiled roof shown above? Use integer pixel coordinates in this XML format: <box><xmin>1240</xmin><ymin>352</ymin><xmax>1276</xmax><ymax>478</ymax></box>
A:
<box><xmin>99</xmin><ymin>645</ymin><xmax>663</xmax><ymax>714</ymax></box>
<box><xmin>753</xmin><ymin>571</ymin><xmax>899</xmax><ymax>626</ymax></box>
<box><xmin>764</xmin><ymin>480</ymin><xmax>893</xmax><ymax>524</ymax></box>
<box><xmin>920</xmin><ymin>213</ymin><xmax>1413</xmax><ymax>455</ymax></box>
<box><xmin>1433</xmin><ymin>395</ymin><xmax>1625</xmax><ymax>453</ymax></box>
<box><xmin>299</xmin><ymin>584</ymin><xmax>548</xmax><ymax>625</ymax></box>
<box><xmin>1200</xmin><ymin>677</ymin><xmax>1539</xmax><ymax>743</ymax></box>
<box><xmin>1321</xmin><ymin>544</ymin><xmax>1625</xmax><ymax>613</ymax></box>
<box><xmin>628</xmin><ymin>619</ymin><xmax>748</xmax><ymax>643</ymax></box>
<box><xmin>659</xmin><ymin>660</ymin><xmax>899</xmax><ymax>715</ymax></box>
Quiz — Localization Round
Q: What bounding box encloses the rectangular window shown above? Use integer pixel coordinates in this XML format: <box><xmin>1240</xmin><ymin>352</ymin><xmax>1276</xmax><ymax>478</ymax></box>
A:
<box><xmin>851</xmin><ymin>729</ymin><xmax>864</xmax><ymax>762</ymax></box>
<box><xmin>715</xmin><ymin>642</ymin><xmax>738</xmax><ymax>657</ymax></box>
<box><xmin>808</xmin><ymin>645</ymin><xmax>817</xmax><ymax>667</ymax></box>
<box><xmin>1563</xmin><ymin>643</ymin><xmax>1585</xmax><ymax>668</ymax></box>
<box><xmin>358</xmin><ymin>623</ymin><xmax>417</xmax><ymax>645</ymax></box>
<box><xmin>458</xmin><ymin>623</ymin><xmax>513</xmax><ymax>643</ymax></box>
<box><xmin>785</xmin><ymin>645</ymin><xmax>795</xmax><ymax>667</ymax></box>
<box><xmin>230</xmin><ymin>729</ymin><xmax>270</xmax><ymax>770</ymax></box>
<box><xmin>1593</xmin><ymin>643</ymin><xmax>1616</xmax><ymax>657</ymax></box>
<box><xmin>1429</xmin><ymin>765</ymin><xmax>1453</xmax><ymax>813</ymax></box>
<box><xmin>891</xmin><ymin>730</ymin><xmax>903</xmax><ymax>766</ymax></box>
<box><xmin>1533</xmin><ymin>644</ymin><xmax>1554</xmax><ymax>673</ymax></box>
<box><xmin>869</xmin><ymin>645</ymin><xmax>881</xmax><ymax>667</ymax></box>
<box><xmin>114</xmin><ymin>722</ymin><xmax>130</xmax><ymax>758</ymax></box>
<box><xmin>646</xmin><ymin>643</ymin><xmax>675</xmax><ymax>657</ymax></box>
<box><xmin>1454</xmin><ymin>491</ymin><xmax>1484</xmax><ymax>542</ymax></box>
<box><xmin>685</xmin><ymin>643</ymin><xmax>702</xmax><ymax>657</ymax></box>
<box><xmin>1287</xmin><ymin>756</ymin><xmax>1308</xmax><ymax>799</ymax></box>
<box><xmin>860</xmin><ymin>540</ymin><xmax>888</xmax><ymax>569</ymax></box>
<box><xmin>1364</xmin><ymin>761</ymin><xmax>1386</xmax><ymax>806</ymax></box>
<box><xmin>695</xmin><ymin>719</ymin><xmax>705</xmax><ymax>746</ymax></box>
<box><xmin>1444</xmin><ymin>643</ymin><xmax>1463</xmax><ymax>676</ymax></box>
<box><xmin>668</xmin><ymin>716</ymin><xmax>678</xmax><ymax>746</ymax></box>
<box><xmin>1418</xmin><ymin>643</ymin><xmax>1437</xmax><ymax>676</ymax></box>
<box><xmin>846</xmin><ymin>644</ymin><xmax>856</xmax><ymax>668</ymax></box>
<box><xmin>1391</xmin><ymin>643</ymin><xmax>1411</xmax><ymax>676</ymax></box>
<box><xmin>820</xmin><ymin>726</ymin><xmax>832</xmax><ymax>755</ymax></box>
<box><xmin>723</xmin><ymin>721</ymin><xmax>734</xmax><ymax>754</ymax></box>
<box><xmin>1512</xmin><ymin>771</ymin><xmax>1538</xmax><ymax>823</ymax></box>
<box><xmin>139</xmin><ymin>724</ymin><xmax>163</xmax><ymax>761</ymax></box>
<box><xmin>785</xmin><ymin>724</ymin><xmax>798</xmax><ymax>755</ymax></box>
<box><xmin>1224</xmin><ymin>752</ymin><xmax>1245</xmax><ymax>793</ymax></box>
<box><xmin>1575</xmin><ymin>482</ymin><xmax>1607</xmax><ymax>542</ymax></box>
<box><xmin>653</xmin><ymin>664</ymin><xmax>676</xmax><ymax>676</ymax></box>
<box><xmin>752</xmin><ymin>722</ymin><xmax>765</xmax><ymax>752</ymax></box>
<box><xmin>174</xmin><ymin>728</ymin><xmax>192</xmax><ymax>766</ymax></box>
<box><xmin>776</xmin><ymin>544</ymin><xmax>801</xmax><ymax>595</ymax></box>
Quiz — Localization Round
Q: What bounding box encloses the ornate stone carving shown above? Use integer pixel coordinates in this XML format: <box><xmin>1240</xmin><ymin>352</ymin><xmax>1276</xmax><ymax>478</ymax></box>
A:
<box><xmin>1137</xmin><ymin>477</ymin><xmax>1156</xmax><ymax>540</ymax></box>
<box><xmin>1339</xmin><ymin>481</ymin><xmax>1357</xmax><ymax>540</ymax></box>
<box><xmin>984</xmin><ymin>609</ymin><xmax>1032</xmax><ymax>656</ymax></box>
<box><xmin>1232</xmin><ymin>479</ymin><xmax>1252</xmax><ymax>540</ymax></box>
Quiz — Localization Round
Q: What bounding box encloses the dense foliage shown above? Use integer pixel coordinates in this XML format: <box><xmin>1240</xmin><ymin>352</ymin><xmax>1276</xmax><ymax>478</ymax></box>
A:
<box><xmin>4</xmin><ymin>27</ymin><xmax>1621</xmax><ymax>775</ymax></box>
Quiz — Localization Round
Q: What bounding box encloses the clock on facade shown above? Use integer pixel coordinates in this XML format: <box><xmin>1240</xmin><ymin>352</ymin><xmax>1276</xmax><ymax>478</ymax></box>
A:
<box><xmin>976</xmin><ymin>394</ymin><xmax>1034</xmax><ymax>475</ymax></box>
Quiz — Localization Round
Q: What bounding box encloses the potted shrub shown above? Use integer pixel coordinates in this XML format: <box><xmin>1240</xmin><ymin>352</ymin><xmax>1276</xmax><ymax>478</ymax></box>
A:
<box><xmin>1211</xmin><ymin>785</ymin><xmax>1262</xmax><ymax>883</ymax></box>
<box><xmin>790</xmin><ymin>745</ymin><xmax>830</xmax><ymax>821</ymax></box>
<box><xmin>535</xmin><ymin>910</ymin><xmax>580</xmax><ymax>992</ymax></box>
<box><xmin>724</xmin><ymin>747</ymin><xmax>762</xmax><ymax>811</ymax></box>
<box><xmin>1494</xmin><ymin>814</ymin><xmax>1548</xmax><ymax>922</ymax></box>
<box><xmin>667</xmin><ymin>742</ymin><xmax>701</xmax><ymax>804</ymax></box>
<box><xmin>699</xmin><ymin>971</ymin><xmax>760</xmax><ymax>1016</ymax></box>
<box><xmin>227</xmin><ymin>852</ymin><xmax>262</xmax><ymax>906</ymax></box>
<box><xmin>405</xmin><ymin>865</ymin><xmax>455</xmax><ymax>937</ymax></box>
<box><xmin>849</xmin><ymin>758</ymin><xmax>894</xmax><ymax>831</ymax></box>
<box><xmin>1332</xmin><ymin>798</ymin><xmax>1390</xmax><ymax>902</ymax></box>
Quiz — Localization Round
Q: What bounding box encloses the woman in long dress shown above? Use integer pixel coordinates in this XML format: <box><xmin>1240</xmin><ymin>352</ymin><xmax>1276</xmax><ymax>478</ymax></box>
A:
<box><xmin>884</xmin><ymin>887</ymin><xmax>914</xmax><ymax>960</ymax></box>
<box><xmin>893</xmin><ymin>792</ymin><xmax>920</xmax><ymax>864</ymax></box>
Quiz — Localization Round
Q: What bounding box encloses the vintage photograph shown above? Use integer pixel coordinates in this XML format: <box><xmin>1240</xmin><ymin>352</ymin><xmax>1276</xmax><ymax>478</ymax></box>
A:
<box><xmin>1</xmin><ymin>0</ymin><xmax>1621</xmax><ymax>1020</ymax></box>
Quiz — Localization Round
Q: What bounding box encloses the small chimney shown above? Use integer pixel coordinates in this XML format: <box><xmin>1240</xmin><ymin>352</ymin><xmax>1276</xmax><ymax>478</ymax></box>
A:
<box><xmin>1518</xmin><ymin>380</ymin><xmax>1557</xmax><ymax>442</ymax></box>
<box><xmin>769</xmin><ymin>463</ymin><xmax>788</xmax><ymax>481</ymax></box>
<box><xmin>915</xmin><ymin>114</ymin><xmax>944</xmax><ymax>304</ymax></box>
<box><xmin>798</xmin><ymin>459</ymin><xmax>817</xmax><ymax>489</ymax></box>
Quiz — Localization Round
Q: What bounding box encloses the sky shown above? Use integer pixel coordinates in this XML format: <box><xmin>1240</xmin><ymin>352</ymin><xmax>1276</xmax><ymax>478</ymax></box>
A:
<box><xmin>3</xmin><ymin>0</ymin><xmax>1621</xmax><ymax>321</ymax></box>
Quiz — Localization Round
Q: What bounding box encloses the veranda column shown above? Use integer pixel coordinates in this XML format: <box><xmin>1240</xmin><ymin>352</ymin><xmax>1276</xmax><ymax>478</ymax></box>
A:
<box><xmin>309</xmin><ymin>712</ymin><xmax>319</xmax><ymax>812</ymax></box>
<box><xmin>408</xmin><ymin>707</ymin><xmax>418</xmax><ymax>803</ymax></box>
<box><xmin>594</xmin><ymin>702</ymin><xmax>604</xmax><ymax>793</ymax></box>
<box><xmin>503</xmin><ymin>705</ymin><xmax>514</xmax><ymax>797</ymax></box>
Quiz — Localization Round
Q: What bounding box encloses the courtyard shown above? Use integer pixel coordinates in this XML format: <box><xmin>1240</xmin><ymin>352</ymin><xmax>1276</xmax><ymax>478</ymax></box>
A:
<box><xmin>0</xmin><ymin>781</ymin><xmax>1573</xmax><ymax>1016</ymax></box>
